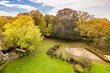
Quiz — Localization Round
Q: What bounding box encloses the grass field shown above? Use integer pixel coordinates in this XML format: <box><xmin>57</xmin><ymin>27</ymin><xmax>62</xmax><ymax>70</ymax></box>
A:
<box><xmin>87</xmin><ymin>63</ymin><xmax>110</xmax><ymax>73</ymax></box>
<box><xmin>3</xmin><ymin>38</ymin><xmax>110</xmax><ymax>73</ymax></box>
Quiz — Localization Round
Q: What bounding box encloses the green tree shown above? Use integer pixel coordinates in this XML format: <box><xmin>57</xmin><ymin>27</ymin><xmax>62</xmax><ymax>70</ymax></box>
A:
<box><xmin>44</xmin><ymin>14</ymin><xmax>54</xmax><ymax>36</ymax></box>
<box><xmin>2</xmin><ymin>16</ymin><xmax>43</xmax><ymax>51</ymax></box>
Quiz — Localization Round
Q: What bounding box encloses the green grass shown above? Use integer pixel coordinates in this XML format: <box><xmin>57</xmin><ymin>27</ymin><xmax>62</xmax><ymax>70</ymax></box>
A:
<box><xmin>3</xmin><ymin>38</ymin><xmax>110</xmax><ymax>73</ymax></box>
<box><xmin>3</xmin><ymin>38</ymin><xmax>74</xmax><ymax>73</ymax></box>
<box><xmin>86</xmin><ymin>63</ymin><xmax>110</xmax><ymax>73</ymax></box>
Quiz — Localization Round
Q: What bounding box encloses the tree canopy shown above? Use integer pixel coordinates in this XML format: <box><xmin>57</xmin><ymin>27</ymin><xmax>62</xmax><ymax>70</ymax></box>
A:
<box><xmin>2</xmin><ymin>16</ymin><xmax>43</xmax><ymax>51</ymax></box>
<box><xmin>52</xmin><ymin>8</ymin><xmax>80</xmax><ymax>40</ymax></box>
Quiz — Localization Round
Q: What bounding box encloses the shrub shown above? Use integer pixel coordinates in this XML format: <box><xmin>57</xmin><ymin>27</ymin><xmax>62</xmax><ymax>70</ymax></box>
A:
<box><xmin>75</xmin><ymin>64</ymin><xmax>85</xmax><ymax>73</ymax></box>
<box><xmin>0</xmin><ymin>61</ymin><xmax>9</xmax><ymax>73</ymax></box>
<box><xmin>59</xmin><ymin>53</ymin><xmax>62</xmax><ymax>59</ymax></box>
<box><xmin>0</xmin><ymin>60</ymin><xmax>5</xmax><ymax>66</ymax></box>
<box><xmin>47</xmin><ymin>45</ymin><xmax>60</xmax><ymax>58</ymax></box>
<box><xmin>19</xmin><ymin>54</ymin><xmax>24</xmax><ymax>58</ymax></box>
<box><xmin>78</xmin><ymin>55</ymin><xmax>92</xmax><ymax>70</ymax></box>
<box><xmin>70</xmin><ymin>57</ymin><xmax>75</xmax><ymax>63</ymax></box>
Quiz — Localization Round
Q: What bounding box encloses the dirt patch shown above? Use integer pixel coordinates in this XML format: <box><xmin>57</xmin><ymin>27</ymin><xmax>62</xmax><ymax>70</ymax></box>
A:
<box><xmin>65</xmin><ymin>47</ymin><xmax>102</xmax><ymax>60</ymax></box>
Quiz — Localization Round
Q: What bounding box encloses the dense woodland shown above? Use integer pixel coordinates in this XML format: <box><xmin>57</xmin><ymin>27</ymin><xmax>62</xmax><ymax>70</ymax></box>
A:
<box><xmin>0</xmin><ymin>8</ymin><xmax>110</xmax><ymax>55</ymax></box>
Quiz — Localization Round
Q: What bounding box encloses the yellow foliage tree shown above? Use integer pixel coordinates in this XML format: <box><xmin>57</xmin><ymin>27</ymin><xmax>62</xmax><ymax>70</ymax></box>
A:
<box><xmin>17</xmin><ymin>11</ymin><xmax>53</xmax><ymax>37</ymax></box>
<box><xmin>2</xmin><ymin>16</ymin><xmax>43</xmax><ymax>51</ymax></box>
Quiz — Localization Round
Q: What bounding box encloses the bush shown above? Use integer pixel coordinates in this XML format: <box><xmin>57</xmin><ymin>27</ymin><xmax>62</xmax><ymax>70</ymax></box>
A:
<box><xmin>70</xmin><ymin>57</ymin><xmax>75</xmax><ymax>63</ymax></box>
<box><xmin>0</xmin><ymin>62</ymin><xmax>9</xmax><ymax>73</ymax></box>
<box><xmin>19</xmin><ymin>54</ymin><xmax>24</xmax><ymax>58</ymax></box>
<box><xmin>0</xmin><ymin>61</ymin><xmax>5</xmax><ymax>66</ymax></box>
<box><xmin>59</xmin><ymin>53</ymin><xmax>62</xmax><ymax>59</ymax></box>
<box><xmin>47</xmin><ymin>45</ymin><xmax>60</xmax><ymax>57</ymax></box>
<box><xmin>78</xmin><ymin>55</ymin><xmax>92</xmax><ymax>70</ymax></box>
<box><xmin>75</xmin><ymin>64</ymin><xmax>85</xmax><ymax>73</ymax></box>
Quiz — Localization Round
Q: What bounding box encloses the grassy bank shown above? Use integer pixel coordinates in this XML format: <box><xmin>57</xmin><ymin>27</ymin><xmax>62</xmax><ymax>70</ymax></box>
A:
<box><xmin>3</xmin><ymin>38</ymin><xmax>110</xmax><ymax>73</ymax></box>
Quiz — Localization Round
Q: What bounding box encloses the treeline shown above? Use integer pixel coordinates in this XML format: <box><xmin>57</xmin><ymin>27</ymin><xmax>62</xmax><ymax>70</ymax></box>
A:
<box><xmin>0</xmin><ymin>8</ymin><xmax>110</xmax><ymax>54</ymax></box>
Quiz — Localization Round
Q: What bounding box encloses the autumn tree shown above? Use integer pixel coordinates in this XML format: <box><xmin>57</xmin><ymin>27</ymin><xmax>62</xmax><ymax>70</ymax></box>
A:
<box><xmin>52</xmin><ymin>8</ymin><xmax>80</xmax><ymax>40</ymax></box>
<box><xmin>0</xmin><ymin>17</ymin><xmax>7</xmax><ymax>28</ymax></box>
<box><xmin>0</xmin><ymin>16</ymin><xmax>13</xmax><ymax>29</ymax></box>
<box><xmin>30</xmin><ymin>10</ymin><xmax>54</xmax><ymax>36</ymax></box>
<box><xmin>17</xmin><ymin>12</ymin><xmax>30</xmax><ymax>16</ymax></box>
<box><xmin>45</xmin><ymin>14</ymin><xmax>54</xmax><ymax>27</ymax></box>
<box><xmin>77</xmin><ymin>12</ymin><xmax>110</xmax><ymax>45</ymax></box>
<box><xmin>77</xmin><ymin>11</ymin><xmax>94</xmax><ymax>37</ymax></box>
<box><xmin>101</xmin><ymin>23</ymin><xmax>110</xmax><ymax>51</ymax></box>
<box><xmin>17</xmin><ymin>10</ymin><xmax>53</xmax><ymax>36</ymax></box>
<box><xmin>91</xmin><ymin>18</ymin><xmax>109</xmax><ymax>37</ymax></box>
<box><xmin>2</xmin><ymin>16</ymin><xmax>42</xmax><ymax>52</ymax></box>
<box><xmin>17</xmin><ymin>11</ymin><xmax>45</xmax><ymax>26</ymax></box>
<box><xmin>44</xmin><ymin>14</ymin><xmax>54</xmax><ymax>36</ymax></box>
<box><xmin>87</xmin><ymin>18</ymin><xmax>110</xmax><ymax>46</ymax></box>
